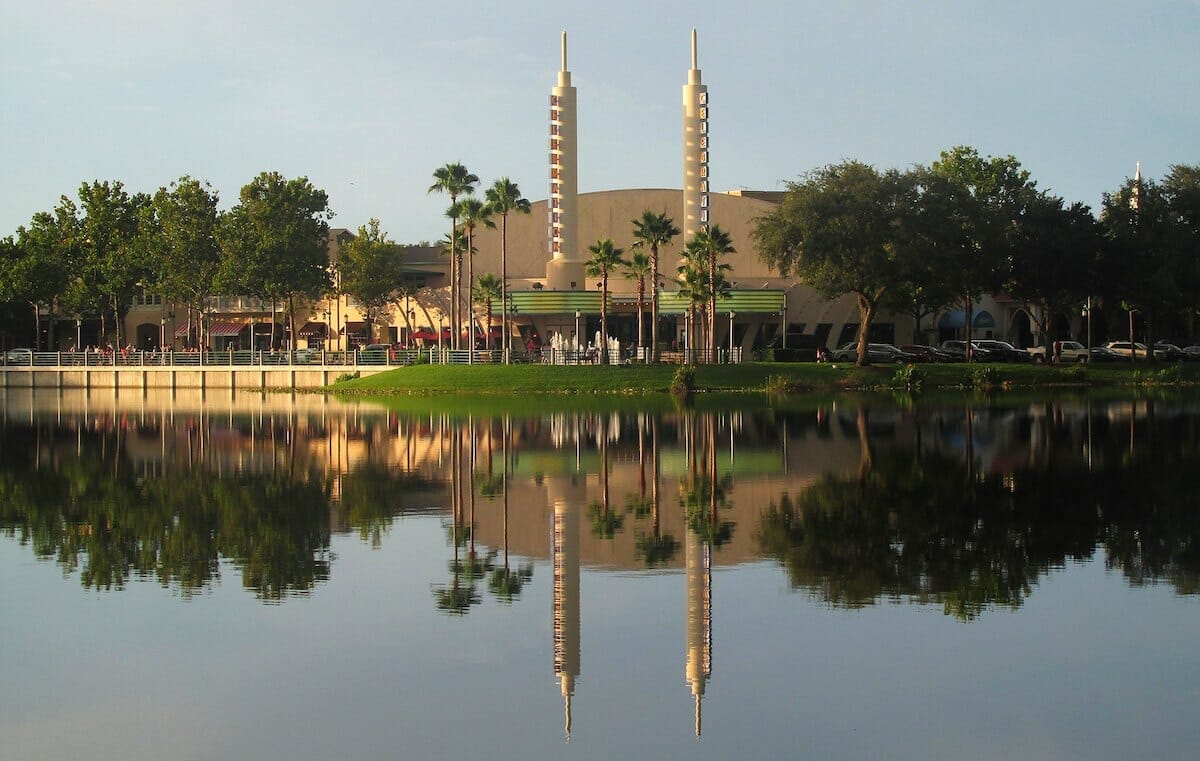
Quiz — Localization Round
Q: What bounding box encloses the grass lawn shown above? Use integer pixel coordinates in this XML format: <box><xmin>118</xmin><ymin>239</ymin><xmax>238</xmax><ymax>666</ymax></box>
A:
<box><xmin>328</xmin><ymin>360</ymin><xmax>1200</xmax><ymax>397</ymax></box>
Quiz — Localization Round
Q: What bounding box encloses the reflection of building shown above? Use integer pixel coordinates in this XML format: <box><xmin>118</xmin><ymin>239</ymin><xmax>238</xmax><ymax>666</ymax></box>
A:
<box><xmin>685</xmin><ymin>528</ymin><xmax>712</xmax><ymax>737</ymax></box>
<box><xmin>552</xmin><ymin>498</ymin><xmax>580</xmax><ymax>740</ymax></box>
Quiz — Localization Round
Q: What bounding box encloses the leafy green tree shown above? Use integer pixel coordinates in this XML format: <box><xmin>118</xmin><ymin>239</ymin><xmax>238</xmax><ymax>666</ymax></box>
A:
<box><xmin>144</xmin><ymin>176</ymin><xmax>222</xmax><ymax>348</ymax></box>
<box><xmin>484</xmin><ymin>178</ymin><xmax>531</xmax><ymax>361</ymax></box>
<box><xmin>428</xmin><ymin>163</ymin><xmax>479</xmax><ymax>349</ymax></box>
<box><xmin>4</xmin><ymin>210</ymin><xmax>73</xmax><ymax>349</ymax></box>
<box><xmin>585</xmin><ymin>238</ymin><xmax>628</xmax><ymax>365</ymax></box>
<box><xmin>930</xmin><ymin>146</ymin><xmax>1036</xmax><ymax>353</ymax></box>
<box><xmin>474</xmin><ymin>273</ymin><xmax>503</xmax><ymax>350</ymax></box>
<box><xmin>219</xmin><ymin>172</ymin><xmax>333</xmax><ymax>349</ymax></box>
<box><xmin>1005</xmin><ymin>193</ymin><xmax>1101</xmax><ymax>348</ymax></box>
<box><xmin>67</xmin><ymin>181</ymin><xmax>149</xmax><ymax>347</ymax></box>
<box><xmin>1098</xmin><ymin>174</ymin><xmax>1175</xmax><ymax>356</ymax></box>
<box><xmin>335</xmin><ymin>219</ymin><xmax>405</xmax><ymax>346</ymax></box>
<box><xmin>631</xmin><ymin>211</ymin><xmax>681</xmax><ymax>362</ymax></box>
<box><xmin>623</xmin><ymin>250</ymin><xmax>652</xmax><ymax>358</ymax></box>
<box><xmin>753</xmin><ymin>161</ymin><xmax>918</xmax><ymax>366</ymax></box>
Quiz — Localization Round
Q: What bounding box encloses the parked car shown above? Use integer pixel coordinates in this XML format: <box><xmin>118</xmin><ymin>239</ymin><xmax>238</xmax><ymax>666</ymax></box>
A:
<box><xmin>1089</xmin><ymin>345</ymin><xmax>1121</xmax><ymax>362</ymax></box>
<box><xmin>1104</xmin><ymin>341</ymin><xmax>1168</xmax><ymax>360</ymax></box>
<box><xmin>1153</xmin><ymin>341</ymin><xmax>1186</xmax><ymax>361</ymax></box>
<box><xmin>1183</xmin><ymin>345</ymin><xmax>1200</xmax><ymax>361</ymax></box>
<box><xmin>4</xmin><ymin>348</ymin><xmax>33</xmax><ymax>364</ymax></box>
<box><xmin>831</xmin><ymin>342</ymin><xmax>919</xmax><ymax>363</ymax></box>
<box><xmin>899</xmin><ymin>344</ymin><xmax>957</xmax><ymax>362</ymax></box>
<box><xmin>973</xmin><ymin>339</ymin><xmax>1032</xmax><ymax>362</ymax></box>
<box><xmin>1027</xmin><ymin>340</ymin><xmax>1090</xmax><ymax>364</ymax></box>
<box><xmin>940</xmin><ymin>340</ymin><xmax>999</xmax><ymax>362</ymax></box>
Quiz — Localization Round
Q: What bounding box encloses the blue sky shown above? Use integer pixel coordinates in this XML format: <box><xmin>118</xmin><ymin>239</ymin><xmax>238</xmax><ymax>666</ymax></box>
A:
<box><xmin>3</xmin><ymin>0</ymin><xmax>1197</xmax><ymax>243</ymax></box>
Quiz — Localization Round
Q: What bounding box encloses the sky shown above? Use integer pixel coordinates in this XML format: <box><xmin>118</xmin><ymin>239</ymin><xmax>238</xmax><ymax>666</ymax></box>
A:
<box><xmin>2</xmin><ymin>0</ymin><xmax>1197</xmax><ymax>243</ymax></box>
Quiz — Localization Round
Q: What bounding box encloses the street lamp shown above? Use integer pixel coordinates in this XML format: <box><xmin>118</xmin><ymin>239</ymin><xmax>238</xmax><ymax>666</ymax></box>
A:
<box><xmin>728</xmin><ymin>310</ymin><xmax>736</xmax><ymax>362</ymax></box>
<box><xmin>574</xmin><ymin>309</ymin><xmax>582</xmax><ymax>364</ymax></box>
<box><xmin>76</xmin><ymin>318</ymin><xmax>82</xmax><ymax>350</ymax></box>
<box><xmin>159</xmin><ymin>317</ymin><xmax>165</xmax><ymax>349</ymax></box>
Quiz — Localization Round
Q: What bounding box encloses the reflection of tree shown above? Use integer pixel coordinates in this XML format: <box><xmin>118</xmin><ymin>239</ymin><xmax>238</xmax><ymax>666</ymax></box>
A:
<box><xmin>487</xmin><ymin>416</ymin><xmax>533</xmax><ymax>603</ymax></box>
<box><xmin>755</xmin><ymin>450</ymin><xmax>1107</xmax><ymax>620</ymax></box>
<box><xmin>0</xmin><ymin>429</ymin><xmax>331</xmax><ymax>600</ymax></box>
<box><xmin>680</xmin><ymin>414</ymin><xmax>735</xmax><ymax>548</ymax></box>
<box><xmin>588</xmin><ymin>423</ymin><xmax>624</xmax><ymax>539</ymax></box>
<box><xmin>635</xmin><ymin>416</ymin><xmax>679</xmax><ymax>567</ymax></box>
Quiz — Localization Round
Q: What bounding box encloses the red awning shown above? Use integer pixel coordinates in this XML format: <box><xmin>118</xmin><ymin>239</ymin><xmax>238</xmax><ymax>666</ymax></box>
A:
<box><xmin>341</xmin><ymin>321</ymin><xmax>366</xmax><ymax>336</ymax></box>
<box><xmin>208</xmin><ymin>321</ymin><xmax>247</xmax><ymax>337</ymax></box>
<box><xmin>298</xmin><ymin>321</ymin><xmax>327</xmax><ymax>338</ymax></box>
<box><xmin>174</xmin><ymin>323</ymin><xmax>193</xmax><ymax>338</ymax></box>
<box><xmin>411</xmin><ymin>329</ymin><xmax>452</xmax><ymax>341</ymax></box>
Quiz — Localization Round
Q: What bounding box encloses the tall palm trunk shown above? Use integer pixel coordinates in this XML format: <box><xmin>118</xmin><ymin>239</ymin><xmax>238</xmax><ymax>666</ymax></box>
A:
<box><xmin>600</xmin><ymin>272</ymin><xmax>609</xmax><ymax>365</ymax></box>
<box><xmin>500</xmin><ymin>213</ymin><xmax>510</xmax><ymax>362</ymax></box>
<box><xmin>636</xmin><ymin>276</ymin><xmax>645</xmax><ymax>360</ymax></box>
<box><xmin>650</xmin><ymin>243</ymin><xmax>659</xmax><ymax>363</ymax></box>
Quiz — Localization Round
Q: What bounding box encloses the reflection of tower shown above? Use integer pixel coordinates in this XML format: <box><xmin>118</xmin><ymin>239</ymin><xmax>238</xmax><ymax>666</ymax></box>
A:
<box><xmin>682</xmin><ymin>28</ymin><xmax>709</xmax><ymax>240</ymax></box>
<box><xmin>552</xmin><ymin>498</ymin><xmax>580</xmax><ymax>740</ymax></box>
<box><xmin>685</xmin><ymin>528</ymin><xmax>712</xmax><ymax>737</ymax></box>
<box><xmin>546</xmin><ymin>31</ymin><xmax>583</xmax><ymax>290</ymax></box>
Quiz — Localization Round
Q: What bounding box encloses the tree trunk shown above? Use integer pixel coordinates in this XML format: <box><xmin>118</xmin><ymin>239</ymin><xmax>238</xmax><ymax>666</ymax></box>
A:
<box><xmin>964</xmin><ymin>294</ymin><xmax>975</xmax><ymax>362</ymax></box>
<box><xmin>650</xmin><ymin>244</ymin><xmax>660</xmax><ymax>363</ymax></box>
<box><xmin>30</xmin><ymin>302</ymin><xmax>40</xmax><ymax>351</ymax></box>
<box><xmin>1128</xmin><ymin>308</ymin><xmax>1137</xmax><ymax>363</ymax></box>
<box><xmin>636</xmin><ymin>278</ymin><xmax>645</xmax><ymax>360</ymax></box>
<box><xmin>501</xmin><ymin>213</ymin><xmax>509</xmax><ymax>363</ymax></box>
<box><xmin>855</xmin><ymin>293</ymin><xmax>876</xmax><ymax>367</ymax></box>
<box><xmin>600</xmin><ymin>272</ymin><xmax>609</xmax><ymax>365</ymax></box>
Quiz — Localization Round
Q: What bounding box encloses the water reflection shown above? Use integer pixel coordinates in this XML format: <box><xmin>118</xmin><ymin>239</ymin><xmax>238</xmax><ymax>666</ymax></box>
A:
<box><xmin>3</xmin><ymin>393</ymin><xmax>1200</xmax><ymax>603</ymax></box>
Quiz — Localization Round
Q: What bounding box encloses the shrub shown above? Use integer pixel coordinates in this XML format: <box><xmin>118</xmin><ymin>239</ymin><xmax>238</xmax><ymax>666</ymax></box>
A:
<box><xmin>968</xmin><ymin>365</ymin><xmax>1001</xmax><ymax>389</ymax></box>
<box><xmin>670</xmin><ymin>365</ymin><xmax>696</xmax><ymax>397</ymax></box>
<box><xmin>892</xmin><ymin>363</ymin><xmax>925</xmax><ymax>391</ymax></box>
<box><xmin>335</xmin><ymin>371</ymin><xmax>361</xmax><ymax>383</ymax></box>
<box><xmin>764</xmin><ymin>374</ymin><xmax>803</xmax><ymax>394</ymax></box>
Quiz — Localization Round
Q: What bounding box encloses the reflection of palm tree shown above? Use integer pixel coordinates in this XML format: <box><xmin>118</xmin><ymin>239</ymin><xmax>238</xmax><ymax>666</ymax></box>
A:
<box><xmin>680</xmin><ymin>413</ymin><xmax>735</xmax><ymax>546</ymax></box>
<box><xmin>636</xmin><ymin>414</ymin><xmax>679</xmax><ymax>566</ymax></box>
<box><xmin>489</xmin><ymin>416</ymin><xmax>533</xmax><ymax>602</ymax></box>
<box><xmin>588</xmin><ymin>427</ymin><xmax>623</xmax><ymax>538</ymax></box>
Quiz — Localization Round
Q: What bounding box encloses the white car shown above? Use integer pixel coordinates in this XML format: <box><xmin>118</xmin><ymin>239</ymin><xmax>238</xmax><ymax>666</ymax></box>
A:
<box><xmin>4</xmin><ymin>348</ymin><xmax>33</xmax><ymax>364</ymax></box>
<box><xmin>1027</xmin><ymin>340</ymin><xmax>1090</xmax><ymax>364</ymax></box>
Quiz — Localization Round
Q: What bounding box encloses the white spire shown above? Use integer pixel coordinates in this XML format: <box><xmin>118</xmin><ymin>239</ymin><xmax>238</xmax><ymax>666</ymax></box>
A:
<box><xmin>1135</xmin><ymin>161</ymin><xmax>1142</xmax><ymax>182</ymax></box>
<box><xmin>561</xmin><ymin>30</ymin><xmax>567</xmax><ymax>71</ymax></box>
<box><xmin>691</xmin><ymin>27</ymin><xmax>698</xmax><ymax>70</ymax></box>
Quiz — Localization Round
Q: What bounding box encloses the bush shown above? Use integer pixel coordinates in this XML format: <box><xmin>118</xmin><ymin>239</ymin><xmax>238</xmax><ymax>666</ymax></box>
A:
<box><xmin>670</xmin><ymin>365</ymin><xmax>696</xmax><ymax>397</ymax></box>
<box><xmin>892</xmin><ymin>363</ymin><xmax>925</xmax><ymax>391</ymax></box>
<box><xmin>968</xmin><ymin>365</ymin><xmax>1001</xmax><ymax>389</ymax></box>
<box><xmin>335</xmin><ymin>371</ymin><xmax>361</xmax><ymax>383</ymax></box>
<box><xmin>764</xmin><ymin>374</ymin><xmax>803</xmax><ymax>394</ymax></box>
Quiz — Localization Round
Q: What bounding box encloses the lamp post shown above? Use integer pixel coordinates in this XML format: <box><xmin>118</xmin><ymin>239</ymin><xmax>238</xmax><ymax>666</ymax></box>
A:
<box><xmin>728</xmin><ymin>310</ymin><xmax>736</xmax><ymax>363</ymax></box>
<box><xmin>76</xmin><ymin>318</ymin><xmax>82</xmax><ymax>350</ymax></box>
<box><xmin>159</xmin><ymin>317</ymin><xmax>165</xmax><ymax>349</ymax></box>
<box><xmin>574</xmin><ymin>309</ymin><xmax>581</xmax><ymax>364</ymax></box>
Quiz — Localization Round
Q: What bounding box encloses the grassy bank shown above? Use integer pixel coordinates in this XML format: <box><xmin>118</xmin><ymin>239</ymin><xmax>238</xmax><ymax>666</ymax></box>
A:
<box><xmin>328</xmin><ymin>360</ymin><xmax>1200</xmax><ymax>396</ymax></box>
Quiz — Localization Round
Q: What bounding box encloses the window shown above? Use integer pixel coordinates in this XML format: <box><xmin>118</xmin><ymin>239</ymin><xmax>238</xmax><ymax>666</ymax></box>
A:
<box><xmin>699</xmin><ymin>107</ymin><xmax>707</xmax><ymax>119</ymax></box>
<box><xmin>700</xmin><ymin>194</ymin><xmax>709</xmax><ymax>208</ymax></box>
<box><xmin>700</xmin><ymin>180</ymin><xmax>708</xmax><ymax>192</ymax></box>
<box><xmin>699</xmin><ymin>91</ymin><xmax>707</xmax><ymax>105</ymax></box>
<box><xmin>700</xmin><ymin>151</ymin><xmax>708</xmax><ymax>163</ymax></box>
<box><xmin>700</xmin><ymin>121</ymin><xmax>707</xmax><ymax>134</ymax></box>
<box><xmin>700</xmin><ymin>136</ymin><xmax>707</xmax><ymax>149</ymax></box>
<box><xmin>551</xmin><ymin>95</ymin><xmax>559</xmax><ymax>106</ymax></box>
<box><xmin>700</xmin><ymin>209</ymin><xmax>709</xmax><ymax>223</ymax></box>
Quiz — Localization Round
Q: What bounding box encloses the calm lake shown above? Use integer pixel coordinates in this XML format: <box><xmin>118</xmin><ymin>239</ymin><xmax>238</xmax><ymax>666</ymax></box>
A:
<box><xmin>2</xmin><ymin>388</ymin><xmax>1199</xmax><ymax>760</ymax></box>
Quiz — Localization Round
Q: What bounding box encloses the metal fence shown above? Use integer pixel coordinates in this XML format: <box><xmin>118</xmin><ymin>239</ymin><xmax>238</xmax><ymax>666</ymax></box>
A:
<box><xmin>1</xmin><ymin>346</ymin><xmax>743</xmax><ymax>368</ymax></box>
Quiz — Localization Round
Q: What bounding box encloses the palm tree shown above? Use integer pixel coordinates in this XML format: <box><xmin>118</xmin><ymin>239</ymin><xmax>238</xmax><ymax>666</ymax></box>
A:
<box><xmin>688</xmin><ymin>225</ymin><xmax>736</xmax><ymax>361</ymax></box>
<box><xmin>475</xmin><ymin>273</ymin><xmax>503</xmax><ymax>350</ymax></box>
<box><xmin>428</xmin><ymin>163</ymin><xmax>479</xmax><ymax>348</ymax></box>
<box><xmin>586</xmin><ymin>238</ymin><xmax>628</xmax><ymax>365</ymax></box>
<box><xmin>484</xmin><ymin>178</ymin><xmax>531</xmax><ymax>362</ymax></box>
<box><xmin>677</xmin><ymin>239</ymin><xmax>710</xmax><ymax>364</ymax></box>
<box><xmin>453</xmin><ymin>198</ymin><xmax>493</xmax><ymax>358</ymax></box>
<box><xmin>631</xmin><ymin>211</ymin><xmax>680</xmax><ymax>363</ymax></box>
<box><xmin>623</xmin><ymin>251</ymin><xmax>652</xmax><ymax>361</ymax></box>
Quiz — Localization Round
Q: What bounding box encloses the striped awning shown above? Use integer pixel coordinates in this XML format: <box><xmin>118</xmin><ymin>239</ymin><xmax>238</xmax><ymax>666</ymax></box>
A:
<box><xmin>174</xmin><ymin>323</ymin><xmax>194</xmax><ymax>338</ymax></box>
<box><xmin>208</xmin><ymin>321</ymin><xmax>247</xmax><ymax>337</ymax></box>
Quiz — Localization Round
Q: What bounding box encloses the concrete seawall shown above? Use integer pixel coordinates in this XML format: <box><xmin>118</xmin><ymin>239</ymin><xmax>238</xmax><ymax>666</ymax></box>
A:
<box><xmin>0</xmin><ymin>364</ymin><xmax>390</xmax><ymax>390</ymax></box>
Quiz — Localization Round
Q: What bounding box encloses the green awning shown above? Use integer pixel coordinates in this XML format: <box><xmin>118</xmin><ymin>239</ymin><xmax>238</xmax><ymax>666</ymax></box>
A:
<box><xmin>507</xmin><ymin>290</ymin><xmax>604</xmax><ymax>315</ymax></box>
<box><xmin>507</xmin><ymin>288</ymin><xmax>786</xmax><ymax>316</ymax></box>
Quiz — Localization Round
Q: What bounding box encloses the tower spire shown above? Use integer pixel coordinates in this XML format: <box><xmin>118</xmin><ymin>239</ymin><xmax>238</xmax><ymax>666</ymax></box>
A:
<box><xmin>561</xmin><ymin>29</ymin><xmax>567</xmax><ymax>71</ymax></box>
<box><xmin>691</xmin><ymin>27</ymin><xmax>698</xmax><ymax>70</ymax></box>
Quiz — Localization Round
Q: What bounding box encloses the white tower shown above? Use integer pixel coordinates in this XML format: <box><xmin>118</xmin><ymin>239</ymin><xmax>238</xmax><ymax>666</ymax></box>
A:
<box><xmin>552</xmin><ymin>497</ymin><xmax>580</xmax><ymax>740</ymax></box>
<box><xmin>685</xmin><ymin>527</ymin><xmax>713</xmax><ymax>737</ymax></box>
<box><xmin>547</xmin><ymin>31</ymin><xmax>583</xmax><ymax>290</ymax></box>
<box><xmin>682</xmin><ymin>28</ymin><xmax>710</xmax><ymax>240</ymax></box>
